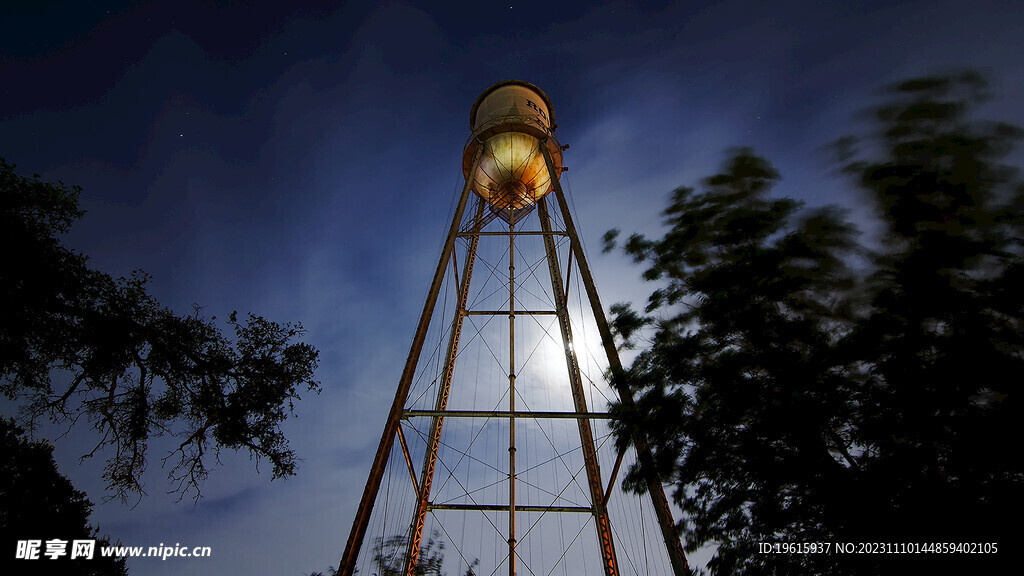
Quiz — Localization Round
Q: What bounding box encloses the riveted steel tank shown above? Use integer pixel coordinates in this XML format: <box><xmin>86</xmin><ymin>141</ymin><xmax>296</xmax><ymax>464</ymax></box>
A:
<box><xmin>463</xmin><ymin>80</ymin><xmax>563</xmax><ymax>224</ymax></box>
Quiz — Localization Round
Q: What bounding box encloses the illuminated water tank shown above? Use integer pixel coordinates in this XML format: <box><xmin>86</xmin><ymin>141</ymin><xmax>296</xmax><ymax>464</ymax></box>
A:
<box><xmin>463</xmin><ymin>80</ymin><xmax>564</xmax><ymax>224</ymax></box>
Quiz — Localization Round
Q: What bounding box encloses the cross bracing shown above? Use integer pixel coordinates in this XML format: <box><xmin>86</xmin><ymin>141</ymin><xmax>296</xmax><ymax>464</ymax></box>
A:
<box><xmin>339</xmin><ymin>142</ymin><xmax>691</xmax><ymax>576</ymax></box>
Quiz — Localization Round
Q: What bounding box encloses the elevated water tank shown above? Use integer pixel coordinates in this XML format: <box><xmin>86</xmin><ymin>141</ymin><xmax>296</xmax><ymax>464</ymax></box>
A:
<box><xmin>463</xmin><ymin>80</ymin><xmax>564</xmax><ymax>224</ymax></box>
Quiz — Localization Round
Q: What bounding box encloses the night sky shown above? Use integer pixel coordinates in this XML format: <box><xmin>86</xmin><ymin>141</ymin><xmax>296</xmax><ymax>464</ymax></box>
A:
<box><xmin>3</xmin><ymin>1</ymin><xmax>1023</xmax><ymax>574</ymax></box>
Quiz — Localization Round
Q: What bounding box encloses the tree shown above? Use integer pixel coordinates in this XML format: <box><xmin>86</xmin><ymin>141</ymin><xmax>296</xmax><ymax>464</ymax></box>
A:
<box><xmin>307</xmin><ymin>530</ymin><xmax>478</xmax><ymax>576</ymax></box>
<box><xmin>0</xmin><ymin>159</ymin><xmax>321</xmax><ymax>501</ymax></box>
<box><xmin>605</xmin><ymin>150</ymin><xmax>861</xmax><ymax>575</ymax></box>
<box><xmin>1</xmin><ymin>418</ymin><xmax>128</xmax><ymax>576</ymax></box>
<box><xmin>369</xmin><ymin>530</ymin><xmax>478</xmax><ymax>576</ymax></box>
<box><xmin>605</xmin><ymin>72</ymin><xmax>1023</xmax><ymax>575</ymax></box>
<box><xmin>371</xmin><ymin>531</ymin><xmax>445</xmax><ymax>576</ymax></box>
<box><xmin>834</xmin><ymin>71</ymin><xmax>1024</xmax><ymax>563</ymax></box>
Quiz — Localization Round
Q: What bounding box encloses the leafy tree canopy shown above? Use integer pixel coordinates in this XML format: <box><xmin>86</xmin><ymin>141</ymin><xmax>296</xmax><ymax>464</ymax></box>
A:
<box><xmin>0</xmin><ymin>417</ymin><xmax>128</xmax><ymax>576</ymax></box>
<box><xmin>308</xmin><ymin>530</ymin><xmax>478</xmax><ymax>576</ymax></box>
<box><xmin>605</xmin><ymin>71</ymin><xmax>1024</xmax><ymax>575</ymax></box>
<box><xmin>0</xmin><ymin>158</ymin><xmax>321</xmax><ymax>502</ymax></box>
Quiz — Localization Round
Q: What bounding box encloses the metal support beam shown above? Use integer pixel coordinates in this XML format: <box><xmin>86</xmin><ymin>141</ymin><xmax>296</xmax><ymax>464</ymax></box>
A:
<box><xmin>507</xmin><ymin>213</ymin><xmax>517</xmax><ymax>576</ymax></box>
<box><xmin>541</xmin><ymin>144</ymin><xmax>692</xmax><ymax>576</ymax></box>
<box><xmin>451</xmin><ymin>243</ymin><xmax>461</xmax><ymax>300</ymax></box>
<box><xmin>404</xmin><ymin>409</ymin><xmax>612</xmax><ymax>420</ymax></box>
<box><xmin>404</xmin><ymin>198</ymin><xmax>487</xmax><ymax>576</ymax></box>
<box><xmin>563</xmin><ymin>248</ymin><xmax>573</xmax><ymax>312</ymax></box>
<box><xmin>430</xmin><ymin>504</ymin><xmax>592</xmax><ymax>513</ymax></box>
<box><xmin>464</xmin><ymin>310</ymin><xmax>556</xmax><ymax>316</ymax></box>
<box><xmin>343</xmin><ymin>136</ymin><xmax>689</xmax><ymax>576</ymax></box>
<box><xmin>538</xmin><ymin>195</ymin><xmax>620</xmax><ymax>576</ymax></box>
<box><xmin>603</xmin><ymin>447</ymin><xmax>627</xmax><ymax>507</ymax></box>
<box><xmin>396</xmin><ymin>424</ymin><xmax>419</xmax><ymax>495</ymax></box>
<box><xmin>458</xmin><ymin>230</ymin><xmax>568</xmax><ymax>237</ymax></box>
<box><xmin>337</xmin><ymin>146</ymin><xmax>483</xmax><ymax>576</ymax></box>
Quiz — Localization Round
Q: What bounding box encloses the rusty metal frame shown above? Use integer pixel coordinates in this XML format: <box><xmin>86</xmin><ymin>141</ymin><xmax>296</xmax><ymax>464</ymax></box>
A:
<box><xmin>540</xmin><ymin>144</ymin><xmax>692</xmax><ymax>576</ymax></box>
<box><xmin>396</xmin><ymin>424</ymin><xmax>419</xmax><ymax>495</ymax></box>
<box><xmin>341</xmin><ymin>134</ymin><xmax>691</xmax><ymax>576</ymax></box>
<box><xmin>404</xmin><ymin>409</ymin><xmax>612</xmax><ymax>420</ymax></box>
<box><xmin>403</xmin><ymin>198</ymin><xmax>487</xmax><ymax>575</ymax></box>
<box><xmin>603</xmin><ymin>447</ymin><xmax>627</xmax><ymax>507</ymax></box>
<box><xmin>507</xmin><ymin>207</ymin><xmax>518</xmax><ymax>576</ymax></box>
<box><xmin>538</xmin><ymin>195</ymin><xmax>620</xmax><ymax>576</ymax></box>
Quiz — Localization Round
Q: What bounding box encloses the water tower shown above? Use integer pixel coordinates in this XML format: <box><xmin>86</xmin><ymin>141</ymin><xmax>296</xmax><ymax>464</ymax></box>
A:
<box><xmin>338</xmin><ymin>81</ymin><xmax>691</xmax><ymax>576</ymax></box>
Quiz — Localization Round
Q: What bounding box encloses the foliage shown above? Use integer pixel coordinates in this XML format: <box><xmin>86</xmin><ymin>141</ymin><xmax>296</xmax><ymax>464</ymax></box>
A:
<box><xmin>606</xmin><ymin>72</ymin><xmax>1023</xmax><ymax>574</ymax></box>
<box><xmin>371</xmin><ymin>530</ymin><xmax>445</xmax><ymax>576</ymax></box>
<box><xmin>305</xmin><ymin>531</ymin><xmax>478</xmax><ymax>576</ymax></box>
<box><xmin>0</xmin><ymin>417</ymin><xmax>128</xmax><ymax>576</ymax></box>
<box><xmin>0</xmin><ymin>159</ymin><xmax>321</xmax><ymax>502</ymax></box>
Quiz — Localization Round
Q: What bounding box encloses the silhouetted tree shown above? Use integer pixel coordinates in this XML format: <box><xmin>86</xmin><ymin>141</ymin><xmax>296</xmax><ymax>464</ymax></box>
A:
<box><xmin>307</xmin><ymin>531</ymin><xmax>478</xmax><ymax>576</ymax></box>
<box><xmin>1</xmin><ymin>418</ymin><xmax>128</xmax><ymax>576</ymax></box>
<box><xmin>370</xmin><ymin>530</ymin><xmax>478</xmax><ymax>576</ymax></box>
<box><xmin>0</xmin><ymin>159</ymin><xmax>321</xmax><ymax>501</ymax></box>
<box><xmin>606</xmin><ymin>72</ymin><xmax>1023</xmax><ymax>575</ymax></box>
<box><xmin>605</xmin><ymin>149</ymin><xmax>860</xmax><ymax>575</ymax></box>
<box><xmin>371</xmin><ymin>531</ymin><xmax>445</xmax><ymax>576</ymax></box>
<box><xmin>833</xmin><ymin>71</ymin><xmax>1024</xmax><ymax>566</ymax></box>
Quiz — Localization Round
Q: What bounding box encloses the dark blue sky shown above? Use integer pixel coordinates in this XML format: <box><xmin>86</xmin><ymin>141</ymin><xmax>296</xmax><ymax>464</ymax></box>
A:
<box><xmin>3</xmin><ymin>1</ymin><xmax>1023</xmax><ymax>574</ymax></box>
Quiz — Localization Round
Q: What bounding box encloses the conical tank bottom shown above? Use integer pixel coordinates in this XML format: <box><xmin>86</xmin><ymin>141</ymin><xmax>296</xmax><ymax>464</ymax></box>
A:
<box><xmin>474</xmin><ymin>131</ymin><xmax>550</xmax><ymax>223</ymax></box>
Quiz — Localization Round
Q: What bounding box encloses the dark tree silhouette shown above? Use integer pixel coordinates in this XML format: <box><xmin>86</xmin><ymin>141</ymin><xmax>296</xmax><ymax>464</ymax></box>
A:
<box><xmin>605</xmin><ymin>72</ymin><xmax>1023</xmax><ymax>575</ymax></box>
<box><xmin>605</xmin><ymin>149</ymin><xmax>860</xmax><ymax>575</ymax></box>
<box><xmin>1</xmin><ymin>418</ymin><xmax>128</xmax><ymax>576</ymax></box>
<box><xmin>308</xmin><ymin>531</ymin><xmax>478</xmax><ymax>576</ymax></box>
<box><xmin>371</xmin><ymin>531</ymin><xmax>446</xmax><ymax>576</ymax></box>
<box><xmin>0</xmin><ymin>159</ymin><xmax>321</xmax><ymax>501</ymax></box>
<box><xmin>833</xmin><ymin>71</ymin><xmax>1024</xmax><ymax>565</ymax></box>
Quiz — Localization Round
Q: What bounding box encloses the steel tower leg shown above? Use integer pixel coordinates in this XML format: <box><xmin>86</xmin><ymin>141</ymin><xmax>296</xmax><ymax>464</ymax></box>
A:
<box><xmin>338</xmin><ymin>146</ymin><xmax>483</xmax><ymax>576</ymax></box>
<box><xmin>540</xmin><ymin>145</ymin><xmax>693</xmax><ymax>576</ymax></box>
<box><xmin>507</xmin><ymin>210</ymin><xmax>517</xmax><ymax>576</ymax></box>
<box><xmin>404</xmin><ymin>199</ymin><xmax>487</xmax><ymax>575</ymax></box>
<box><xmin>537</xmin><ymin>196</ymin><xmax>620</xmax><ymax>576</ymax></box>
